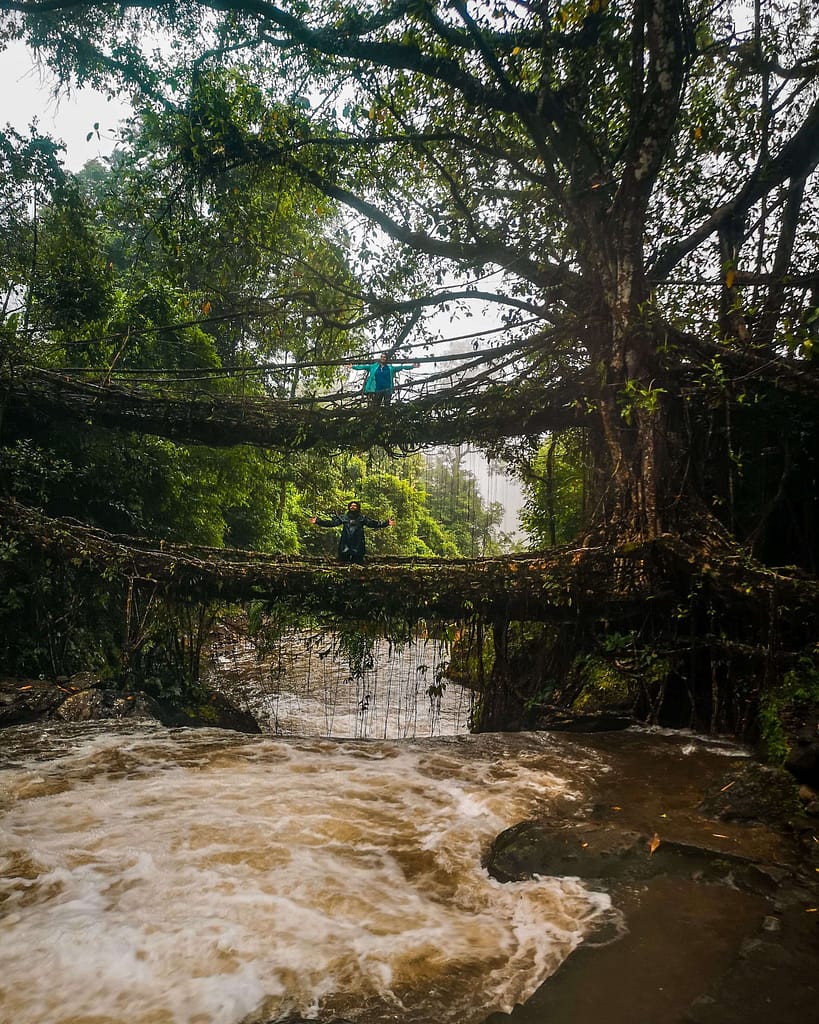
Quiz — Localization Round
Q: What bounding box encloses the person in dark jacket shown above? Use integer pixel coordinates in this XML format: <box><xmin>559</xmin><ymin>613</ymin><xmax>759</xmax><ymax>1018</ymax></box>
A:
<box><xmin>309</xmin><ymin>501</ymin><xmax>395</xmax><ymax>564</ymax></box>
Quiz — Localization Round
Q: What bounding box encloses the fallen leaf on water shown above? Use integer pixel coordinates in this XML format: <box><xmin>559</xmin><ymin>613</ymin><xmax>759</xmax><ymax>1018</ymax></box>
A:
<box><xmin>649</xmin><ymin>833</ymin><xmax>661</xmax><ymax>854</ymax></box>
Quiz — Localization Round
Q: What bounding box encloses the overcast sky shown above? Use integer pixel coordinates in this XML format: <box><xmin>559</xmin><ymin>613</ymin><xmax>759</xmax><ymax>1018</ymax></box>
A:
<box><xmin>1</xmin><ymin>39</ymin><xmax>131</xmax><ymax>170</ymax></box>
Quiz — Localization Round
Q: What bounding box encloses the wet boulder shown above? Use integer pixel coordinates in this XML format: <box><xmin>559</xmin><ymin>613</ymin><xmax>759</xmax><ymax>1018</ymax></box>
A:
<box><xmin>0</xmin><ymin>678</ymin><xmax>67</xmax><ymax>726</ymax></box>
<box><xmin>165</xmin><ymin>689</ymin><xmax>261</xmax><ymax>733</ymax></box>
<box><xmin>55</xmin><ymin>687</ymin><xmax>165</xmax><ymax>722</ymax></box>
<box><xmin>64</xmin><ymin>670</ymin><xmax>105</xmax><ymax>691</ymax></box>
<box><xmin>540</xmin><ymin>711</ymin><xmax>635</xmax><ymax>733</ymax></box>
<box><xmin>0</xmin><ymin>674</ymin><xmax>260</xmax><ymax>734</ymax></box>
<box><xmin>55</xmin><ymin>684</ymin><xmax>262</xmax><ymax>733</ymax></box>
<box><xmin>699</xmin><ymin>763</ymin><xmax>804</xmax><ymax>829</ymax></box>
<box><xmin>485</xmin><ymin>818</ymin><xmax>777</xmax><ymax>894</ymax></box>
<box><xmin>486</xmin><ymin>819</ymin><xmax>651</xmax><ymax>882</ymax></box>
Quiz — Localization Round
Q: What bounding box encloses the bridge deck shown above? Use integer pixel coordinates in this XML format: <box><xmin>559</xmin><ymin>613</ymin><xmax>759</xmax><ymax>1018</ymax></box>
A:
<box><xmin>3</xmin><ymin>369</ymin><xmax>583</xmax><ymax>451</ymax></box>
<box><xmin>3</xmin><ymin>499</ymin><xmax>667</xmax><ymax>623</ymax></box>
<box><xmin>6</xmin><ymin>501</ymin><xmax>817</xmax><ymax>638</ymax></box>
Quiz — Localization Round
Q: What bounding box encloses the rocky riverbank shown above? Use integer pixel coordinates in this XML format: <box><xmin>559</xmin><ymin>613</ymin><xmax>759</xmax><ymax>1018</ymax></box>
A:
<box><xmin>0</xmin><ymin>672</ymin><xmax>260</xmax><ymax>733</ymax></box>
<box><xmin>262</xmin><ymin>728</ymin><xmax>819</xmax><ymax>1024</ymax></box>
<box><xmin>483</xmin><ymin>728</ymin><xmax>819</xmax><ymax>1024</ymax></box>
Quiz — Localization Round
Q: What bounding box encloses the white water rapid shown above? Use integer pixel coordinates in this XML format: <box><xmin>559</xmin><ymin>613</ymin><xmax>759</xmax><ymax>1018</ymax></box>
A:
<box><xmin>0</xmin><ymin>720</ymin><xmax>612</xmax><ymax>1024</ymax></box>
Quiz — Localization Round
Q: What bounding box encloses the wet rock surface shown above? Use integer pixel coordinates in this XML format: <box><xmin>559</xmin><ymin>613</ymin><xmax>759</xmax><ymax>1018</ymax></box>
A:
<box><xmin>55</xmin><ymin>687</ymin><xmax>167</xmax><ymax>723</ymax></box>
<box><xmin>488</xmin><ymin>819</ymin><xmax>649</xmax><ymax>882</ymax></box>
<box><xmin>0</xmin><ymin>674</ymin><xmax>260</xmax><ymax>733</ymax></box>
<box><xmin>0</xmin><ymin>678</ymin><xmax>67</xmax><ymax>725</ymax></box>
<box><xmin>699</xmin><ymin>761</ymin><xmax>805</xmax><ymax>827</ymax></box>
<box><xmin>486</xmin><ymin>818</ymin><xmax>781</xmax><ymax>894</ymax></box>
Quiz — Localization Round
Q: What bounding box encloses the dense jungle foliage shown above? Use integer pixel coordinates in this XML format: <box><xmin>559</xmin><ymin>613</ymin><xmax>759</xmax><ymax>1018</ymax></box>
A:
<box><xmin>0</xmin><ymin>0</ymin><xmax>817</xmax><ymax>754</ymax></box>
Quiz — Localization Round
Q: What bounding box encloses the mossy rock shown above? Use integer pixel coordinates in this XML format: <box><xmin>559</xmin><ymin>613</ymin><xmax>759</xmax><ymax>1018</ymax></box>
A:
<box><xmin>700</xmin><ymin>762</ymin><xmax>804</xmax><ymax>829</ymax></box>
<box><xmin>173</xmin><ymin>689</ymin><xmax>261</xmax><ymax>733</ymax></box>
<box><xmin>55</xmin><ymin>688</ymin><xmax>165</xmax><ymax>722</ymax></box>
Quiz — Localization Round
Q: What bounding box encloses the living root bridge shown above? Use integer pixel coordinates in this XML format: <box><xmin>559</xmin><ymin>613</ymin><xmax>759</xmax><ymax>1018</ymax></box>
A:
<box><xmin>3</xmin><ymin>500</ymin><xmax>818</xmax><ymax>634</ymax></box>
<box><xmin>1</xmin><ymin>369</ymin><xmax>584</xmax><ymax>451</ymax></box>
<box><xmin>3</xmin><ymin>499</ymin><xmax>668</xmax><ymax>623</ymax></box>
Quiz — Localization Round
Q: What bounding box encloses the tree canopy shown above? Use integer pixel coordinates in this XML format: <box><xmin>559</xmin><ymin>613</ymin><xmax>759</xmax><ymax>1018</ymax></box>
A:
<box><xmin>3</xmin><ymin>0</ymin><xmax>817</xmax><ymax>545</ymax></box>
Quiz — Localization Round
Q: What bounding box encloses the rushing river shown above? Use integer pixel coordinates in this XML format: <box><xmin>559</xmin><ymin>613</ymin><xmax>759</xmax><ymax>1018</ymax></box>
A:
<box><xmin>0</xmin><ymin>713</ymin><xmax>616</xmax><ymax>1024</ymax></box>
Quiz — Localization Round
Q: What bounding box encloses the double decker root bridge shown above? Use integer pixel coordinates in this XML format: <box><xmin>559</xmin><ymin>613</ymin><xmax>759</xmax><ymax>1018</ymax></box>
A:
<box><xmin>3</xmin><ymin>357</ymin><xmax>818</xmax><ymax>733</ymax></box>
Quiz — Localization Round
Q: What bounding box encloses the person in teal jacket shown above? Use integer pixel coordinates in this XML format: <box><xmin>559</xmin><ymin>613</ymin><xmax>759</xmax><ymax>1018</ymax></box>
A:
<box><xmin>351</xmin><ymin>353</ymin><xmax>419</xmax><ymax>407</ymax></box>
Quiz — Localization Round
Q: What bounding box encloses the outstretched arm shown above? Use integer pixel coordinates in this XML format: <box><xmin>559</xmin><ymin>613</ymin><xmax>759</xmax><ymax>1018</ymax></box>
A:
<box><xmin>310</xmin><ymin>514</ymin><xmax>342</xmax><ymax>527</ymax></box>
<box><xmin>363</xmin><ymin>516</ymin><xmax>396</xmax><ymax>528</ymax></box>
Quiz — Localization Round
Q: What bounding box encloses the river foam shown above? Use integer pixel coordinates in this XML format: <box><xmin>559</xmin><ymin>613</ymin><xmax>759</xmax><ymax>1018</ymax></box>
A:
<box><xmin>0</xmin><ymin>724</ymin><xmax>610</xmax><ymax>1024</ymax></box>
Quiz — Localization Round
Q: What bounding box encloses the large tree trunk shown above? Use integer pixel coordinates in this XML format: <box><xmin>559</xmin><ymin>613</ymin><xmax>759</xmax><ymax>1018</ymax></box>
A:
<box><xmin>586</xmin><ymin>242</ymin><xmax>672</xmax><ymax>541</ymax></box>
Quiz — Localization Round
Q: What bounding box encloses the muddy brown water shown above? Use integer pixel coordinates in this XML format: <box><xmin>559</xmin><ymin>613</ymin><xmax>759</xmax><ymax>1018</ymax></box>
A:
<box><xmin>1</xmin><ymin>688</ymin><xmax>816</xmax><ymax>1023</ymax></box>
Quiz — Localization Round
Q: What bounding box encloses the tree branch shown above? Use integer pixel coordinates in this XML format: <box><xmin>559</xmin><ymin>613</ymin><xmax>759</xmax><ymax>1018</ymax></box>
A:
<box><xmin>650</xmin><ymin>94</ymin><xmax>819</xmax><ymax>281</ymax></box>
